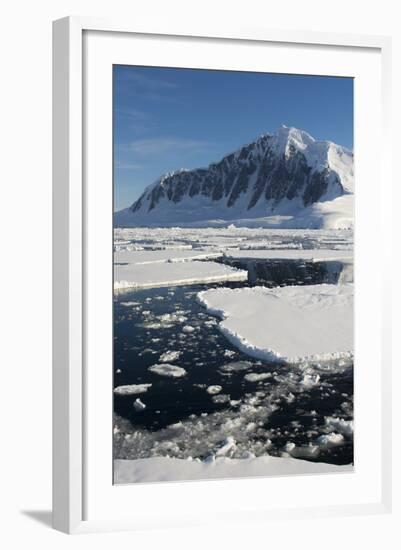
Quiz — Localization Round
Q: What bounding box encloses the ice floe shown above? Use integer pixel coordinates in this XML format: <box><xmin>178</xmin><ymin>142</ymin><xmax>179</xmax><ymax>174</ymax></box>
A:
<box><xmin>315</xmin><ymin>432</ymin><xmax>345</xmax><ymax>448</ymax></box>
<box><xmin>198</xmin><ymin>284</ymin><xmax>353</xmax><ymax>363</ymax></box>
<box><xmin>114</xmin><ymin>248</ymin><xmax>222</xmax><ymax>265</ymax></box>
<box><xmin>225</xmin><ymin>248</ymin><xmax>352</xmax><ymax>262</ymax></box>
<box><xmin>244</xmin><ymin>372</ymin><xmax>272</xmax><ymax>382</ymax></box>
<box><xmin>324</xmin><ymin>416</ymin><xmax>354</xmax><ymax>437</ymax></box>
<box><xmin>114</xmin><ymin>383</ymin><xmax>152</xmax><ymax>395</ymax></box>
<box><xmin>115</xmin><ymin>260</ymin><xmax>247</xmax><ymax>290</ymax></box>
<box><xmin>148</xmin><ymin>363</ymin><xmax>187</xmax><ymax>378</ymax></box>
<box><xmin>206</xmin><ymin>385</ymin><xmax>223</xmax><ymax>395</ymax></box>
<box><xmin>133</xmin><ymin>398</ymin><xmax>146</xmax><ymax>412</ymax></box>
<box><xmin>159</xmin><ymin>350</ymin><xmax>182</xmax><ymax>363</ymax></box>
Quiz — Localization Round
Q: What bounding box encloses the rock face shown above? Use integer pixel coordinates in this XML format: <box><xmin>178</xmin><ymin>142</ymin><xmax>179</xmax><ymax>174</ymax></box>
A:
<box><xmin>115</xmin><ymin>126</ymin><xmax>354</xmax><ymax>229</ymax></box>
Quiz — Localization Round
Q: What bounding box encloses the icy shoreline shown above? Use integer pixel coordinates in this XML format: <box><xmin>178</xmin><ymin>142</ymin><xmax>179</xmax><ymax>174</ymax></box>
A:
<box><xmin>114</xmin><ymin>456</ymin><xmax>352</xmax><ymax>484</ymax></box>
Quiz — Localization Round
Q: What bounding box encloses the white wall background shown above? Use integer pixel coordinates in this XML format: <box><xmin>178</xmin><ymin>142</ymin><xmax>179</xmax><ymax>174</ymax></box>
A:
<box><xmin>0</xmin><ymin>0</ymin><xmax>399</xmax><ymax>548</ymax></box>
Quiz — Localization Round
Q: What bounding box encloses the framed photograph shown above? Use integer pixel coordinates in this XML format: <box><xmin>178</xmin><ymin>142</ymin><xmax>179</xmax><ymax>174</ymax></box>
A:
<box><xmin>52</xmin><ymin>17</ymin><xmax>392</xmax><ymax>533</ymax></box>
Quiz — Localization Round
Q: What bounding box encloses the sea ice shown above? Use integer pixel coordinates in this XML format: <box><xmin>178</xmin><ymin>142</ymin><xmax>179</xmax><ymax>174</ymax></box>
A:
<box><xmin>133</xmin><ymin>398</ymin><xmax>146</xmax><ymax>412</ymax></box>
<box><xmin>206</xmin><ymin>385</ymin><xmax>222</xmax><ymax>395</ymax></box>
<box><xmin>114</xmin><ymin>383</ymin><xmax>152</xmax><ymax>395</ymax></box>
<box><xmin>114</xmin><ymin>249</ymin><xmax>222</xmax><ymax>265</ymax></box>
<box><xmin>115</xmin><ymin>260</ymin><xmax>247</xmax><ymax>290</ymax></box>
<box><xmin>225</xmin><ymin>248</ymin><xmax>352</xmax><ymax>262</ymax></box>
<box><xmin>198</xmin><ymin>284</ymin><xmax>353</xmax><ymax>363</ymax></box>
<box><xmin>159</xmin><ymin>350</ymin><xmax>182</xmax><ymax>363</ymax></box>
<box><xmin>219</xmin><ymin>361</ymin><xmax>252</xmax><ymax>374</ymax></box>
<box><xmin>244</xmin><ymin>372</ymin><xmax>272</xmax><ymax>382</ymax></box>
<box><xmin>148</xmin><ymin>363</ymin><xmax>187</xmax><ymax>378</ymax></box>
<box><xmin>315</xmin><ymin>432</ymin><xmax>345</xmax><ymax>448</ymax></box>
<box><xmin>324</xmin><ymin>416</ymin><xmax>354</xmax><ymax>437</ymax></box>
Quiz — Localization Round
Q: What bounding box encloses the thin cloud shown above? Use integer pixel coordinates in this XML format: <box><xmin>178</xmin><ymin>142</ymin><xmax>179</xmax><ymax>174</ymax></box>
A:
<box><xmin>116</xmin><ymin>69</ymin><xmax>178</xmax><ymax>91</ymax></box>
<box><xmin>114</xmin><ymin>108</ymin><xmax>157</xmax><ymax>133</ymax></box>
<box><xmin>114</xmin><ymin>108</ymin><xmax>149</xmax><ymax>121</ymax></box>
<box><xmin>114</xmin><ymin>160</ymin><xmax>143</xmax><ymax>171</ymax></box>
<box><xmin>129</xmin><ymin>137</ymin><xmax>213</xmax><ymax>156</ymax></box>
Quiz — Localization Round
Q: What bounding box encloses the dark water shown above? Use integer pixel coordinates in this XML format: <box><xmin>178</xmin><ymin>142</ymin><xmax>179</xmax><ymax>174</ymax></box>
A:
<box><xmin>113</xmin><ymin>259</ymin><xmax>353</xmax><ymax>466</ymax></box>
<box><xmin>218</xmin><ymin>258</ymin><xmax>349</xmax><ymax>287</ymax></box>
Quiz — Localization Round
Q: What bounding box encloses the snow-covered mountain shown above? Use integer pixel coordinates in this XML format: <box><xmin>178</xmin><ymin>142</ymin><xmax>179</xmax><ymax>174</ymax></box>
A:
<box><xmin>115</xmin><ymin>126</ymin><xmax>354</xmax><ymax>229</ymax></box>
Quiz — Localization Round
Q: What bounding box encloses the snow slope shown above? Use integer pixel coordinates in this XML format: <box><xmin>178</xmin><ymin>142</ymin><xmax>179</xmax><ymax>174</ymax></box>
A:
<box><xmin>115</xmin><ymin>126</ymin><xmax>354</xmax><ymax>230</ymax></box>
<box><xmin>198</xmin><ymin>284</ymin><xmax>353</xmax><ymax>363</ymax></box>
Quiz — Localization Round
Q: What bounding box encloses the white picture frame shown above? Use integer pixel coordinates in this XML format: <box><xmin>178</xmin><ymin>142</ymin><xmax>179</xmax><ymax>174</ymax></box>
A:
<box><xmin>52</xmin><ymin>16</ymin><xmax>392</xmax><ymax>534</ymax></box>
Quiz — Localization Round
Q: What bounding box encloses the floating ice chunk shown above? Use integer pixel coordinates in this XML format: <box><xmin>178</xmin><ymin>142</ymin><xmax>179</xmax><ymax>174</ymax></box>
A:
<box><xmin>114</xmin><ymin>383</ymin><xmax>152</xmax><ymax>395</ymax></box>
<box><xmin>159</xmin><ymin>350</ymin><xmax>182</xmax><ymax>363</ymax></box>
<box><xmin>212</xmin><ymin>394</ymin><xmax>230</xmax><ymax>404</ymax></box>
<box><xmin>116</xmin><ymin>369</ymin><xmax>122</xmax><ymax>374</ymax></box>
<box><xmin>206</xmin><ymin>385</ymin><xmax>222</xmax><ymax>395</ymax></box>
<box><xmin>223</xmin><ymin>349</ymin><xmax>236</xmax><ymax>358</ymax></box>
<box><xmin>324</xmin><ymin>416</ymin><xmax>354</xmax><ymax>437</ymax></box>
<box><xmin>159</xmin><ymin>313</ymin><xmax>187</xmax><ymax>323</ymax></box>
<box><xmin>148</xmin><ymin>363</ymin><xmax>187</xmax><ymax>378</ymax></box>
<box><xmin>182</xmin><ymin>325</ymin><xmax>195</xmax><ymax>333</ymax></box>
<box><xmin>215</xmin><ymin>436</ymin><xmax>237</xmax><ymax>457</ymax></box>
<box><xmin>284</xmin><ymin>441</ymin><xmax>320</xmax><ymax>459</ymax></box>
<box><xmin>219</xmin><ymin>361</ymin><xmax>252</xmax><ymax>373</ymax></box>
<box><xmin>301</xmin><ymin>373</ymin><xmax>321</xmax><ymax>388</ymax></box>
<box><xmin>133</xmin><ymin>398</ymin><xmax>146</xmax><ymax>412</ymax></box>
<box><xmin>120</xmin><ymin>301</ymin><xmax>140</xmax><ymax>307</ymax></box>
<box><xmin>315</xmin><ymin>432</ymin><xmax>345</xmax><ymax>448</ymax></box>
<box><xmin>244</xmin><ymin>372</ymin><xmax>272</xmax><ymax>382</ymax></box>
<box><xmin>292</xmin><ymin>444</ymin><xmax>320</xmax><ymax>459</ymax></box>
<box><xmin>284</xmin><ymin>442</ymin><xmax>296</xmax><ymax>452</ymax></box>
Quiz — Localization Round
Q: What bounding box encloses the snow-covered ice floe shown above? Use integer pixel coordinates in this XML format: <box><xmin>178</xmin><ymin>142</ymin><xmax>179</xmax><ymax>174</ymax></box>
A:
<box><xmin>114</xmin><ymin>455</ymin><xmax>351</xmax><ymax>483</ymax></box>
<box><xmin>206</xmin><ymin>385</ymin><xmax>223</xmax><ymax>395</ymax></box>
<box><xmin>224</xmin><ymin>248</ymin><xmax>352</xmax><ymax>263</ymax></box>
<box><xmin>198</xmin><ymin>284</ymin><xmax>353</xmax><ymax>363</ymax></box>
<box><xmin>114</xmin><ymin>260</ymin><xmax>247</xmax><ymax>290</ymax></box>
<box><xmin>114</xmin><ymin>249</ymin><xmax>222</xmax><ymax>265</ymax></box>
<box><xmin>114</xmin><ymin>383</ymin><xmax>152</xmax><ymax>395</ymax></box>
<box><xmin>148</xmin><ymin>363</ymin><xmax>187</xmax><ymax>378</ymax></box>
<box><xmin>159</xmin><ymin>350</ymin><xmax>182</xmax><ymax>363</ymax></box>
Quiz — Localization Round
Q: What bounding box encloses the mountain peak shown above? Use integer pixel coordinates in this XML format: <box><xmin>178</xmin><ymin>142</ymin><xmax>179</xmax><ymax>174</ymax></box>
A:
<box><xmin>271</xmin><ymin>126</ymin><xmax>315</xmax><ymax>157</ymax></box>
<box><xmin>115</xmin><ymin>126</ymin><xmax>353</xmax><ymax>229</ymax></box>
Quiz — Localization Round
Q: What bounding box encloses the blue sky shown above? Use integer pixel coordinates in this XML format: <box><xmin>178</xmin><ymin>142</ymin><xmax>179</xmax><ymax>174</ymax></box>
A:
<box><xmin>114</xmin><ymin>66</ymin><xmax>353</xmax><ymax>211</ymax></box>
